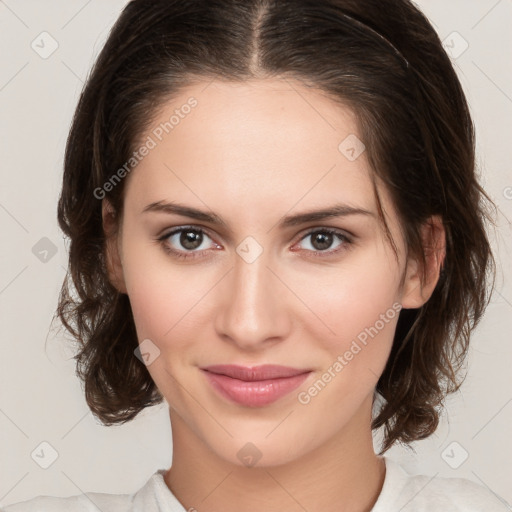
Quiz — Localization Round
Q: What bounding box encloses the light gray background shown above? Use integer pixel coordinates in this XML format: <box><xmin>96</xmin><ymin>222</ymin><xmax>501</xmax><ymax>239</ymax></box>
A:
<box><xmin>1</xmin><ymin>0</ymin><xmax>511</xmax><ymax>508</ymax></box>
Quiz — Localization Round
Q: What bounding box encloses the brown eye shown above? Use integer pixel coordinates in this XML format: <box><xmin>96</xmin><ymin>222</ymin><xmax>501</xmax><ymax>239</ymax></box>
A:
<box><xmin>295</xmin><ymin>228</ymin><xmax>353</xmax><ymax>257</ymax></box>
<box><xmin>158</xmin><ymin>226</ymin><xmax>218</xmax><ymax>261</ymax></box>
<box><xmin>178</xmin><ymin>229</ymin><xmax>204</xmax><ymax>250</ymax></box>
<box><xmin>310</xmin><ymin>231</ymin><xmax>335</xmax><ymax>251</ymax></box>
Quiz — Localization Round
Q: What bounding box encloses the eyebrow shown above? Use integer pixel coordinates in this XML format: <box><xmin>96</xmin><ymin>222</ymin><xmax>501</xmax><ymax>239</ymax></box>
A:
<box><xmin>142</xmin><ymin>201</ymin><xmax>375</xmax><ymax>229</ymax></box>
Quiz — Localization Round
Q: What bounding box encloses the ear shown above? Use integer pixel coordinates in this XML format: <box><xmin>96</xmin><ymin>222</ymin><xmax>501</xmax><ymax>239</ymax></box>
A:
<box><xmin>102</xmin><ymin>199</ymin><xmax>127</xmax><ymax>294</ymax></box>
<box><xmin>401</xmin><ymin>215</ymin><xmax>446</xmax><ymax>309</ymax></box>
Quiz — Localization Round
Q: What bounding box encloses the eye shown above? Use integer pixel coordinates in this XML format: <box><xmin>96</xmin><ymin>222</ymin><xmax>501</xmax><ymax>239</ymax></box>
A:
<box><xmin>158</xmin><ymin>226</ymin><xmax>219</xmax><ymax>260</ymax></box>
<box><xmin>294</xmin><ymin>228</ymin><xmax>353</xmax><ymax>257</ymax></box>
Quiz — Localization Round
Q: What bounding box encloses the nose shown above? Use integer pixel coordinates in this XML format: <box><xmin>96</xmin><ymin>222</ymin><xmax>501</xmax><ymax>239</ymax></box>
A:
<box><xmin>214</xmin><ymin>247</ymin><xmax>292</xmax><ymax>351</ymax></box>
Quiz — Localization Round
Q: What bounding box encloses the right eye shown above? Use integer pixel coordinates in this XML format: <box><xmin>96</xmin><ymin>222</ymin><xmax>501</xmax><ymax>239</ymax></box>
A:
<box><xmin>157</xmin><ymin>226</ymin><xmax>221</xmax><ymax>260</ymax></box>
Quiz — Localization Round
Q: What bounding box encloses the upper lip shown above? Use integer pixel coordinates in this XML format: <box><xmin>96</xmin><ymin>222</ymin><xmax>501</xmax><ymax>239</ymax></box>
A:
<box><xmin>201</xmin><ymin>364</ymin><xmax>312</xmax><ymax>381</ymax></box>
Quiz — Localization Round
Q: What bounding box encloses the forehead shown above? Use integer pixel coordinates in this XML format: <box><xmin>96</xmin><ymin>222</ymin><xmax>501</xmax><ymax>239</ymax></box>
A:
<box><xmin>123</xmin><ymin>78</ymin><xmax>386</xmax><ymax>223</ymax></box>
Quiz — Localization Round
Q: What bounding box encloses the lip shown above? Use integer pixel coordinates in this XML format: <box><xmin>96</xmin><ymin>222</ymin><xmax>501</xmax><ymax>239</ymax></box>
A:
<box><xmin>200</xmin><ymin>364</ymin><xmax>312</xmax><ymax>407</ymax></box>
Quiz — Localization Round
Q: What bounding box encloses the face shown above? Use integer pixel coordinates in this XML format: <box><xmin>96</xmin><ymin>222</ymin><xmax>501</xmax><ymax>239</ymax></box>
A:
<box><xmin>105</xmin><ymin>78</ymin><xmax>434</xmax><ymax>467</ymax></box>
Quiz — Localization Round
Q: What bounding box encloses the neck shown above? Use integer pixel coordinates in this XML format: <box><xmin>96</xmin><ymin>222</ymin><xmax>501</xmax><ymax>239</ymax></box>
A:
<box><xmin>165</xmin><ymin>394</ymin><xmax>386</xmax><ymax>512</ymax></box>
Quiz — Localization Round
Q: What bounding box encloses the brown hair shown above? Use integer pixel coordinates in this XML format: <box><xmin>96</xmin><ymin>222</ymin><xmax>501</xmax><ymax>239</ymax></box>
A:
<box><xmin>56</xmin><ymin>0</ymin><xmax>496</xmax><ymax>453</ymax></box>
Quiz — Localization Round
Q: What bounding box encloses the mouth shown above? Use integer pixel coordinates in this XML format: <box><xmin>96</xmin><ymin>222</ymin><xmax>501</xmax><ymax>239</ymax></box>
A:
<box><xmin>200</xmin><ymin>364</ymin><xmax>313</xmax><ymax>407</ymax></box>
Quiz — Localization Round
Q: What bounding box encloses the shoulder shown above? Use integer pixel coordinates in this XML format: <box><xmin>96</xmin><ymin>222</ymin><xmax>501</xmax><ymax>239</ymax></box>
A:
<box><xmin>1</xmin><ymin>492</ymin><xmax>133</xmax><ymax>512</ymax></box>
<box><xmin>1</xmin><ymin>469</ymin><xmax>178</xmax><ymax>512</ymax></box>
<box><xmin>1</xmin><ymin>488</ymin><xmax>133</xmax><ymax>512</ymax></box>
<box><xmin>400</xmin><ymin>471</ymin><xmax>506</xmax><ymax>511</ymax></box>
<box><xmin>376</xmin><ymin>457</ymin><xmax>508</xmax><ymax>512</ymax></box>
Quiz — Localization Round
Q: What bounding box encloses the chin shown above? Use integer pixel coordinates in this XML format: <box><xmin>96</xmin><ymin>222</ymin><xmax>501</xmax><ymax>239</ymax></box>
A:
<box><xmin>208</xmin><ymin>432</ymin><xmax>310</xmax><ymax>469</ymax></box>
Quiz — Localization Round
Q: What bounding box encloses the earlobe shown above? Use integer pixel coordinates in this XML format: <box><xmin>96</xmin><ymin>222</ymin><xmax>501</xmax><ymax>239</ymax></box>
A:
<box><xmin>102</xmin><ymin>199</ymin><xmax>128</xmax><ymax>294</ymax></box>
<box><xmin>401</xmin><ymin>215</ymin><xmax>446</xmax><ymax>309</ymax></box>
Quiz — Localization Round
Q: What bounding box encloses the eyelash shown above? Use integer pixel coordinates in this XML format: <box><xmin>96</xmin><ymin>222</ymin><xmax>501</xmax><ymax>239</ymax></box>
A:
<box><xmin>156</xmin><ymin>225</ymin><xmax>354</xmax><ymax>261</ymax></box>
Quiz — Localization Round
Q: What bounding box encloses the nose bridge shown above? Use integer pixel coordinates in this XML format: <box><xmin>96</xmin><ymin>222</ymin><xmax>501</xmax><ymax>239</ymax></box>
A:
<box><xmin>215</xmin><ymin>241</ymin><xmax>289</xmax><ymax>347</ymax></box>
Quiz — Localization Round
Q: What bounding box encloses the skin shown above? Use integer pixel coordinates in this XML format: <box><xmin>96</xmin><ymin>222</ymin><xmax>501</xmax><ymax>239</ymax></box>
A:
<box><xmin>103</xmin><ymin>78</ymin><xmax>445</xmax><ymax>512</ymax></box>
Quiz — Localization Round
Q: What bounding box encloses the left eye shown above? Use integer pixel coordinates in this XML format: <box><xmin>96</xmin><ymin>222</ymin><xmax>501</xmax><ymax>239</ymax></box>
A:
<box><xmin>158</xmin><ymin>226</ymin><xmax>352</xmax><ymax>260</ymax></box>
<box><xmin>296</xmin><ymin>228</ymin><xmax>350</xmax><ymax>253</ymax></box>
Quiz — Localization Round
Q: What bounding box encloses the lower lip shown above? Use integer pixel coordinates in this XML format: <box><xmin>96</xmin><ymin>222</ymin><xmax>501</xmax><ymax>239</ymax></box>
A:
<box><xmin>202</xmin><ymin>370</ymin><xmax>311</xmax><ymax>407</ymax></box>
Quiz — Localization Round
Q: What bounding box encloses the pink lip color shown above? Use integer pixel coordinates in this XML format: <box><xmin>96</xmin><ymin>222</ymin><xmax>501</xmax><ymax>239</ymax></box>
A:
<box><xmin>200</xmin><ymin>364</ymin><xmax>312</xmax><ymax>407</ymax></box>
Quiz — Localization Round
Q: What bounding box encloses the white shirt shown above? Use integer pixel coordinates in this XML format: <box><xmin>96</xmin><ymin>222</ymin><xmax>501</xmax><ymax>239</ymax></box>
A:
<box><xmin>2</xmin><ymin>456</ymin><xmax>508</xmax><ymax>511</ymax></box>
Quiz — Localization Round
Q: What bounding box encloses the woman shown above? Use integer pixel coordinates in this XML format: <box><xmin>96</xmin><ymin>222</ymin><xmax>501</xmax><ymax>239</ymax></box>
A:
<box><xmin>4</xmin><ymin>0</ymin><xmax>505</xmax><ymax>510</ymax></box>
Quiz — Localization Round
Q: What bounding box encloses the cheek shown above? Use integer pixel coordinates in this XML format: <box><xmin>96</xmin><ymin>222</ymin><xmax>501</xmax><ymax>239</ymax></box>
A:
<box><xmin>125</xmin><ymin>266</ymin><xmax>200</xmax><ymax>344</ymax></box>
<box><xmin>123</xmin><ymin>249</ymin><xmax>204</xmax><ymax>398</ymax></box>
<box><xmin>293</xmin><ymin>256</ymin><xmax>401</xmax><ymax>416</ymax></box>
<box><xmin>121</xmin><ymin>237</ymin><xmax>194</xmax><ymax>342</ymax></box>
<box><xmin>297</xmin><ymin>247</ymin><xmax>401</xmax><ymax>336</ymax></box>
<box><xmin>121</xmin><ymin>239</ymin><xmax>229</xmax><ymax>382</ymax></box>
<box><xmin>290</xmin><ymin>246</ymin><xmax>402</xmax><ymax>384</ymax></box>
